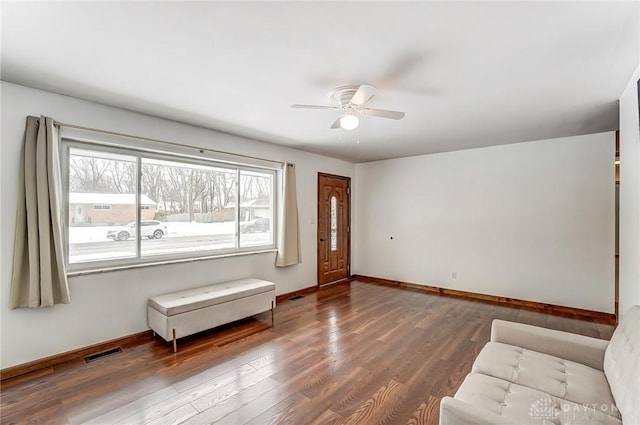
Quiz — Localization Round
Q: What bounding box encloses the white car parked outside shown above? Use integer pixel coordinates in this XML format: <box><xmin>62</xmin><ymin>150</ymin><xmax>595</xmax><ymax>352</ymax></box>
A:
<box><xmin>107</xmin><ymin>220</ymin><xmax>167</xmax><ymax>241</ymax></box>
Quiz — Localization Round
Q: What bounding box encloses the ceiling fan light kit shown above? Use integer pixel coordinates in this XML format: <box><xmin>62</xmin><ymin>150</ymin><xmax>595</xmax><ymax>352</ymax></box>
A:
<box><xmin>339</xmin><ymin>113</ymin><xmax>359</xmax><ymax>130</ymax></box>
<box><xmin>292</xmin><ymin>84</ymin><xmax>405</xmax><ymax>130</ymax></box>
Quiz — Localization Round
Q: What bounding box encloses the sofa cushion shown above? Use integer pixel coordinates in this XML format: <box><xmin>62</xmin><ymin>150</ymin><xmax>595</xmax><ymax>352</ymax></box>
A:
<box><xmin>148</xmin><ymin>278</ymin><xmax>276</xmax><ymax>316</ymax></box>
<box><xmin>455</xmin><ymin>373</ymin><xmax>621</xmax><ymax>425</ymax></box>
<box><xmin>472</xmin><ymin>342</ymin><xmax>619</xmax><ymax>419</ymax></box>
<box><xmin>604</xmin><ymin>305</ymin><xmax>640</xmax><ymax>425</ymax></box>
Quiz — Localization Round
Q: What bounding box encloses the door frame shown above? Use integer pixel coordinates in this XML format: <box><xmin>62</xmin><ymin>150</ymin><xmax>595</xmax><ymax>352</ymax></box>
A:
<box><xmin>317</xmin><ymin>172</ymin><xmax>351</xmax><ymax>287</ymax></box>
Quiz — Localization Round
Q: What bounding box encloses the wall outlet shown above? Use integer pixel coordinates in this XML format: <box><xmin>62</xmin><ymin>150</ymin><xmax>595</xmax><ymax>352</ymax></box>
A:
<box><xmin>451</xmin><ymin>272</ymin><xmax>457</xmax><ymax>280</ymax></box>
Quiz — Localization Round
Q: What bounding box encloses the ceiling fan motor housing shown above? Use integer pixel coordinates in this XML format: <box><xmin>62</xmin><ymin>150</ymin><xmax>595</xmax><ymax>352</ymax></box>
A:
<box><xmin>329</xmin><ymin>85</ymin><xmax>362</xmax><ymax>107</ymax></box>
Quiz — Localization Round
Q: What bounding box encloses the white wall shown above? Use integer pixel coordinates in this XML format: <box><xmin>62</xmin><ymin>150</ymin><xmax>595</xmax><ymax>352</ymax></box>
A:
<box><xmin>0</xmin><ymin>82</ymin><xmax>354</xmax><ymax>369</ymax></box>
<box><xmin>353</xmin><ymin>133</ymin><xmax>615</xmax><ymax>313</ymax></box>
<box><xmin>618</xmin><ymin>66</ymin><xmax>640</xmax><ymax>317</ymax></box>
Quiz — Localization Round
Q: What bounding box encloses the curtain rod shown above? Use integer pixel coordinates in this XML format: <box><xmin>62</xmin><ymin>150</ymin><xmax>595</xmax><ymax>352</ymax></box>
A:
<box><xmin>53</xmin><ymin>120</ymin><xmax>289</xmax><ymax>166</ymax></box>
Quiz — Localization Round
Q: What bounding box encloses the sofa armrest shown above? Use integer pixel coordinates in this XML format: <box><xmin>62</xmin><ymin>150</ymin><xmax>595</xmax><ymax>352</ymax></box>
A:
<box><xmin>439</xmin><ymin>397</ymin><xmax>515</xmax><ymax>425</ymax></box>
<box><xmin>490</xmin><ymin>319</ymin><xmax>609</xmax><ymax>370</ymax></box>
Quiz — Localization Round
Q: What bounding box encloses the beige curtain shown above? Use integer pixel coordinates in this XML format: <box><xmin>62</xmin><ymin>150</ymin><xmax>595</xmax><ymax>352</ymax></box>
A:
<box><xmin>11</xmin><ymin>116</ymin><xmax>70</xmax><ymax>308</ymax></box>
<box><xmin>275</xmin><ymin>162</ymin><xmax>301</xmax><ymax>267</ymax></box>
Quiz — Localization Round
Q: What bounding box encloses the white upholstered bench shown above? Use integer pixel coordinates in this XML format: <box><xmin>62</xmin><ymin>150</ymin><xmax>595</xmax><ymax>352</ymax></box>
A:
<box><xmin>147</xmin><ymin>278</ymin><xmax>276</xmax><ymax>352</ymax></box>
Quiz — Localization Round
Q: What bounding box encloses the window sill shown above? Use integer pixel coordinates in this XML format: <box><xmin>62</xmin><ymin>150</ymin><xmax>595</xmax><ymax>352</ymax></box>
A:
<box><xmin>67</xmin><ymin>248</ymin><xmax>278</xmax><ymax>277</ymax></box>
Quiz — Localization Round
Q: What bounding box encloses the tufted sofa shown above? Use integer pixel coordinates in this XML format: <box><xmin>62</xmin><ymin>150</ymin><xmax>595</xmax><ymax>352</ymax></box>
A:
<box><xmin>440</xmin><ymin>305</ymin><xmax>639</xmax><ymax>425</ymax></box>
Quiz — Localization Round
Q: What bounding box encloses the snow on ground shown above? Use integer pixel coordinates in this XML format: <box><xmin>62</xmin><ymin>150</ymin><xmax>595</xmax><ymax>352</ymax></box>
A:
<box><xmin>68</xmin><ymin>221</ymin><xmax>271</xmax><ymax>263</ymax></box>
<box><xmin>69</xmin><ymin>243</ymin><xmax>236</xmax><ymax>263</ymax></box>
<box><xmin>69</xmin><ymin>221</ymin><xmax>237</xmax><ymax>243</ymax></box>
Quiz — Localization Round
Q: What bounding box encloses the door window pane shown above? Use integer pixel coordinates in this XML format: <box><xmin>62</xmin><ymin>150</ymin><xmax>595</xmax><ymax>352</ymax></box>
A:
<box><xmin>68</xmin><ymin>148</ymin><xmax>138</xmax><ymax>263</ymax></box>
<box><xmin>330</xmin><ymin>195</ymin><xmax>338</xmax><ymax>251</ymax></box>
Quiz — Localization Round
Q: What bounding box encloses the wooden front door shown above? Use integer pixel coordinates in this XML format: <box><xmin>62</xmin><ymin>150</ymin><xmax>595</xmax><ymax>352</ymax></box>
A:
<box><xmin>318</xmin><ymin>173</ymin><xmax>350</xmax><ymax>286</ymax></box>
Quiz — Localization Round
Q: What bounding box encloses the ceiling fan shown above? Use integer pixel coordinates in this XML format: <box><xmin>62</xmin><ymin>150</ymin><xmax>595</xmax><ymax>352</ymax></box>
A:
<box><xmin>292</xmin><ymin>84</ymin><xmax>405</xmax><ymax>130</ymax></box>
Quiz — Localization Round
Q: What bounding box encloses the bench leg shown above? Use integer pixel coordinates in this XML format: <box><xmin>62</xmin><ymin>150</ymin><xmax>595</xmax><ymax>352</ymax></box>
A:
<box><xmin>271</xmin><ymin>301</ymin><xmax>275</xmax><ymax>328</ymax></box>
<box><xmin>172</xmin><ymin>329</ymin><xmax>177</xmax><ymax>353</ymax></box>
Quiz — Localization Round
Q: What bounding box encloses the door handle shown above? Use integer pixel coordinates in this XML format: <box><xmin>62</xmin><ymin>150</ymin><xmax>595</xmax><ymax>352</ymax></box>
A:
<box><xmin>319</xmin><ymin>238</ymin><xmax>326</xmax><ymax>242</ymax></box>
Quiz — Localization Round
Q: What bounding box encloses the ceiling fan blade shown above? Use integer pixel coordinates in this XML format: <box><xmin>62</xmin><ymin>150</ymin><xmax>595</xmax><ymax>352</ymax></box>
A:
<box><xmin>291</xmin><ymin>104</ymin><xmax>339</xmax><ymax>110</ymax></box>
<box><xmin>330</xmin><ymin>117</ymin><xmax>342</xmax><ymax>129</ymax></box>
<box><xmin>350</xmin><ymin>85</ymin><xmax>376</xmax><ymax>106</ymax></box>
<box><xmin>360</xmin><ymin>108</ymin><xmax>405</xmax><ymax>120</ymax></box>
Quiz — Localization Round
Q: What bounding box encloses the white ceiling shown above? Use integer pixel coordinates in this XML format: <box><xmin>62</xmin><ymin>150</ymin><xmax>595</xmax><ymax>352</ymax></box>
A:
<box><xmin>2</xmin><ymin>2</ymin><xmax>638</xmax><ymax>163</ymax></box>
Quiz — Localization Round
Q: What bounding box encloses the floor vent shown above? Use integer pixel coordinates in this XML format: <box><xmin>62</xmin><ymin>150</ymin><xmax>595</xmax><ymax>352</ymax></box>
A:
<box><xmin>289</xmin><ymin>295</ymin><xmax>305</xmax><ymax>300</ymax></box>
<box><xmin>84</xmin><ymin>347</ymin><xmax>122</xmax><ymax>363</ymax></box>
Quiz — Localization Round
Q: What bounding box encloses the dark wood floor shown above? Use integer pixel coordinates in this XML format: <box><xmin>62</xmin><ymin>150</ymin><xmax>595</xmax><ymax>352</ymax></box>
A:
<box><xmin>0</xmin><ymin>280</ymin><xmax>615</xmax><ymax>425</ymax></box>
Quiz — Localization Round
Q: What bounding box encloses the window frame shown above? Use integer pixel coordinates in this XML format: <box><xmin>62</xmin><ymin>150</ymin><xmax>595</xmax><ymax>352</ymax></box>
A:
<box><xmin>61</xmin><ymin>138</ymin><xmax>277</xmax><ymax>273</ymax></box>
